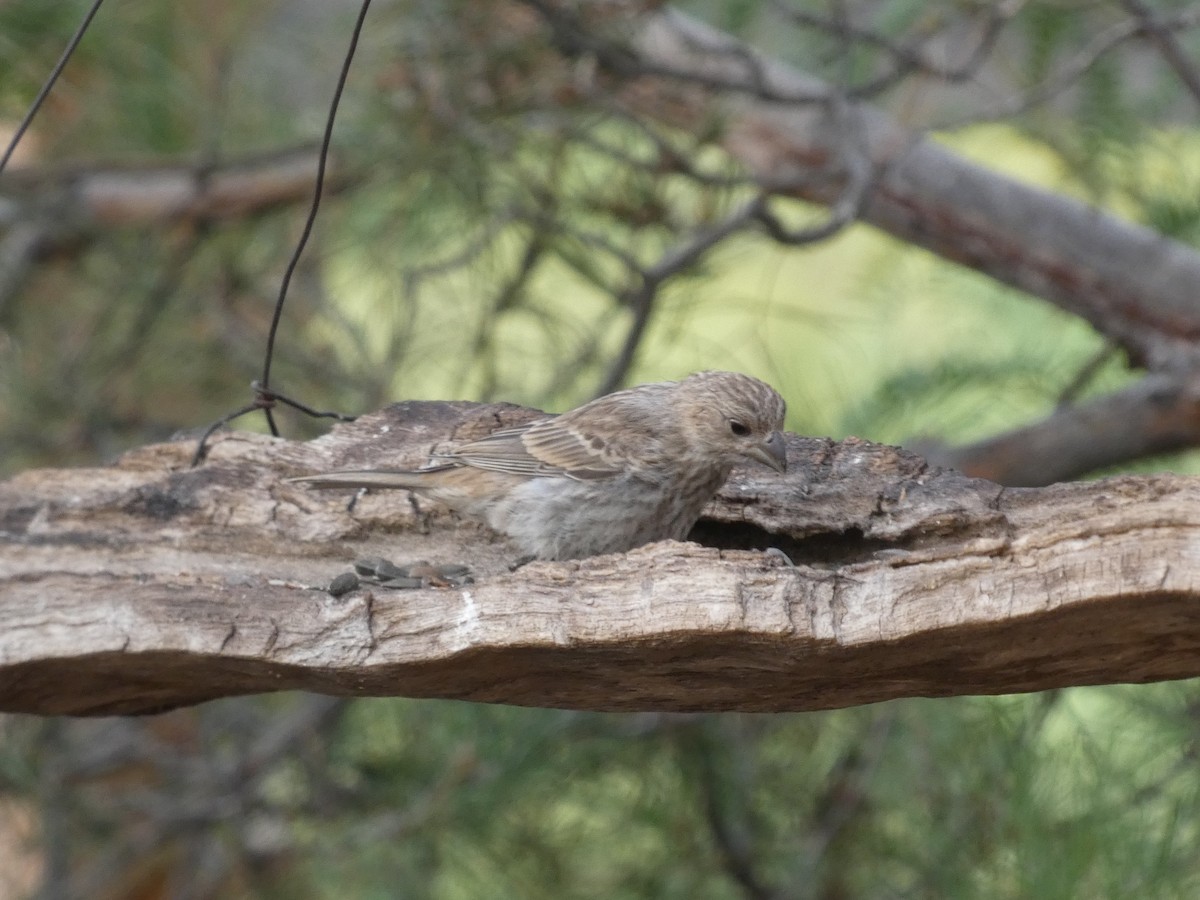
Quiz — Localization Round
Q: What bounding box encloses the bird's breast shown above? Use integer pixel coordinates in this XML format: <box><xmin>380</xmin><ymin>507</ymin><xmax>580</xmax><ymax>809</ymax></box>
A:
<box><xmin>488</xmin><ymin>465</ymin><xmax>731</xmax><ymax>559</ymax></box>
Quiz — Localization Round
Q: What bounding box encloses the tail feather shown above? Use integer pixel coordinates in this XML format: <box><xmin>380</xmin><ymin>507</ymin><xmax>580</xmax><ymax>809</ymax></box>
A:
<box><xmin>286</xmin><ymin>465</ymin><xmax>455</xmax><ymax>491</ymax></box>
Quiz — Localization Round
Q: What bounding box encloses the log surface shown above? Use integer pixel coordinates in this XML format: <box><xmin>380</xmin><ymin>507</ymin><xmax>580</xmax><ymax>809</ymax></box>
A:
<box><xmin>1</xmin><ymin>401</ymin><xmax>1198</xmax><ymax>716</ymax></box>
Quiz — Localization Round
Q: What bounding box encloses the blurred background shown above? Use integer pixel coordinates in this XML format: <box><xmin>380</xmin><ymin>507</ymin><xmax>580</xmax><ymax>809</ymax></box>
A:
<box><xmin>3</xmin><ymin>0</ymin><xmax>1200</xmax><ymax>896</ymax></box>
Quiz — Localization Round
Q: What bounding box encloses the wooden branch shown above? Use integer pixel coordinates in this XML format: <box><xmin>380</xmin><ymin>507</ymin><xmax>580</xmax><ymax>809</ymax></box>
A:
<box><xmin>2</xmin><ymin>400</ymin><xmax>1199</xmax><ymax>717</ymax></box>
<box><xmin>915</xmin><ymin>373</ymin><xmax>1200</xmax><ymax>486</ymax></box>
<box><xmin>613</xmin><ymin>8</ymin><xmax>1200</xmax><ymax>370</ymax></box>
<box><xmin>0</xmin><ymin>146</ymin><xmax>338</xmax><ymax>244</ymax></box>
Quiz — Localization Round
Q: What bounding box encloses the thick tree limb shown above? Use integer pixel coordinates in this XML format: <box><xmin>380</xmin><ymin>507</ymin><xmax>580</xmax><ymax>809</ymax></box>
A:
<box><xmin>2</xmin><ymin>401</ymin><xmax>1199</xmax><ymax>716</ymax></box>
<box><xmin>601</xmin><ymin>7</ymin><xmax>1200</xmax><ymax>370</ymax></box>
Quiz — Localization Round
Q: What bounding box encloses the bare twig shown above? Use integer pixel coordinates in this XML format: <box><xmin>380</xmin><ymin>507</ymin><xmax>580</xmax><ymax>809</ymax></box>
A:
<box><xmin>593</xmin><ymin>198</ymin><xmax>764</xmax><ymax>396</ymax></box>
<box><xmin>523</xmin><ymin>0</ymin><xmax>830</xmax><ymax>105</ymax></box>
<box><xmin>1121</xmin><ymin>0</ymin><xmax>1200</xmax><ymax>111</ymax></box>
<box><xmin>1056</xmin><ymin>341</ymin><xmax>1120</xmax><ymax>409</ymax></box>
<box><xmin>942</xmin><ymin>5</ymin><xmax>1200</xmax><ymax>126</ymax></box>
<box><xmin>771</xmin><ymin>0</ymin><xmax>1023</xmax><ymax>98</ymax></box>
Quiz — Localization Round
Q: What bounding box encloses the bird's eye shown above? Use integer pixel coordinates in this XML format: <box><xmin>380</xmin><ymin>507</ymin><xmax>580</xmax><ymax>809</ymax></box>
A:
<box><xmin>729</xmin><ymin>420</ymin><xmax>751</xmax><ymax>437</ymax></box>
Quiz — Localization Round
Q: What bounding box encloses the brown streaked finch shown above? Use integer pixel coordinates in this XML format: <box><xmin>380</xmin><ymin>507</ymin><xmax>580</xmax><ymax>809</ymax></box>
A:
<box><xmin>288</xmin><ymin>370</ymin><xmax>788</xmax><ymax>560</ymax></box>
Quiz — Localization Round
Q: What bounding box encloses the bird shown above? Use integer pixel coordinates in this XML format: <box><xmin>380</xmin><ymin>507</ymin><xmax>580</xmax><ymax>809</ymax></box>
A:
<box><xmin>288</xmin><ymin>370</ymin><xmax>788</xmax><ymax>560</ymax></box>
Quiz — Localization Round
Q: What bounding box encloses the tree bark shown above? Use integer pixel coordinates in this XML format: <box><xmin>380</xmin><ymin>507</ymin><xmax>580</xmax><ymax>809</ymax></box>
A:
<box><xmin>2</xmin><ymin>401</ymin><xmax>1198</xmax><ymax>716</ymax></box>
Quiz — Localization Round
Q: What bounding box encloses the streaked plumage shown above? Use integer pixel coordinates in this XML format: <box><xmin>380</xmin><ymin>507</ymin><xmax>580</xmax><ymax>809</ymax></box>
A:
<box><xmin>289</xmin><ymin>371</ymin><xmax>787</xmax><ymax>560</ymax></box>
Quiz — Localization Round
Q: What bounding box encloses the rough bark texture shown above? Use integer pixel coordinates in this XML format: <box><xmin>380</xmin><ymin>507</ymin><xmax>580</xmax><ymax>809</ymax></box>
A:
<box><xmin>1</xmin><ymin>400</ymin><xmax>1198</xmax><ymax>717</ymax></box>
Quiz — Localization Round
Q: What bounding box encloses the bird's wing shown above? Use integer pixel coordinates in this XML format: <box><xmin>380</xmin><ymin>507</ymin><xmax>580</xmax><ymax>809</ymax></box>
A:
<box><xmin>441</xmin><ymin>416</ymin><xmax>624</xmax><ymax>480</ymax></box>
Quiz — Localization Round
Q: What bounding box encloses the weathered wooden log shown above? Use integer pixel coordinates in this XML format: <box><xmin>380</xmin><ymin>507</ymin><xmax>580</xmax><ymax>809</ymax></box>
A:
<box><xmin>2</xmin><ymin>400</ymin><xmax>1197</xmax><ymax>716</ymax></box>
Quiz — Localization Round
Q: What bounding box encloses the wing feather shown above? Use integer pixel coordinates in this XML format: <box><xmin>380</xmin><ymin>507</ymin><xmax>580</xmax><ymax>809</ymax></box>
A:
<box><xmin>518</xmin><ymin>418</ymin><xmax>624</xmax><ymax>479</ymax></box>
<box><xmin>437</xmin><ymin>383</ymin><xmax>675</xmax><ymax>480</ymax></box>
<box><xmin>436</xmin><ymin>415</ymin><xmax>623</xmax><ymax>480</ymax></box>
<box><xmin>431</xmin><ymin>419</ymin><xmax>610</xmax><ymax>480</ymax></box>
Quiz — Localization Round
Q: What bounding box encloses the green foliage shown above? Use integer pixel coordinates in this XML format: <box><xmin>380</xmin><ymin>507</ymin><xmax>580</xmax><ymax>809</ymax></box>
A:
<box><xmin>245</xmin><ymin>690</ymin><xmax>1200</xmax><ymax>899</ymax></box>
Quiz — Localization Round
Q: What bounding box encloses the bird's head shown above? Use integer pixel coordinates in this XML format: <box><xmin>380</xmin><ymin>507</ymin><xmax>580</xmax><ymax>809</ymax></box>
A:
<box><xmin>674</xmin><ymin>371</ymin><xmax>788</xmax><ymax>473</ymax></box>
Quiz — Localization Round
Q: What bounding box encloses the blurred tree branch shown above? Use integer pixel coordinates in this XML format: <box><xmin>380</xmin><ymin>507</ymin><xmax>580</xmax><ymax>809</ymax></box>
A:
<box><xmin>0</xmin><ymin>146</ymin><xmax>336</xmax><ymax>313</ymax></box>
<box><xmin>510</xmin><ymin>2</ymin><xmax>1200</xmax><ymax>478</ymax></box>
<box><xmin>586</xmin><ymin>6</ymin><xmax>1200</xmax><ymax>372</ymax></box>
<box><xmin>915</xmin><ymin>373</ymin><xmax>1200</xmax><ymax>486</ymax></box>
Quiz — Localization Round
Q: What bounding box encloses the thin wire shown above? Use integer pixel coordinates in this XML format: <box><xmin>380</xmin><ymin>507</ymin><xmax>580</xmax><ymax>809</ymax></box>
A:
<box><xmin>257</xmin><ymin>0</ymin><xmax>374</xmax><ymax>436</ymax></box>
<box><xmin>0</xmin><ymin>0</ymin><xmax>107</xmax><ymax>175</ymax></box>
<box><xmin>191</xmin><ymin>382</ymin><xmax>354</xmax><ymax>465</ymax></box>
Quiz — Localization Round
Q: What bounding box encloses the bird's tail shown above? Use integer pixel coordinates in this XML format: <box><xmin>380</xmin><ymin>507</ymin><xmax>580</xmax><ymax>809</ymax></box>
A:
<box><xmin>286</xmin><ymin>465</ymin><xmax>455</xmax><ymax>491</ymax></box>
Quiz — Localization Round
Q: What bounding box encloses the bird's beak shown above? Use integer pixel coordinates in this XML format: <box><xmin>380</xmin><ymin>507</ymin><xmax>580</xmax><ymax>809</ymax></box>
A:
<box><xmin>744</xmin><ymin>431</ymin><xmax>787</xmax><ymax>473</ymax></box>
